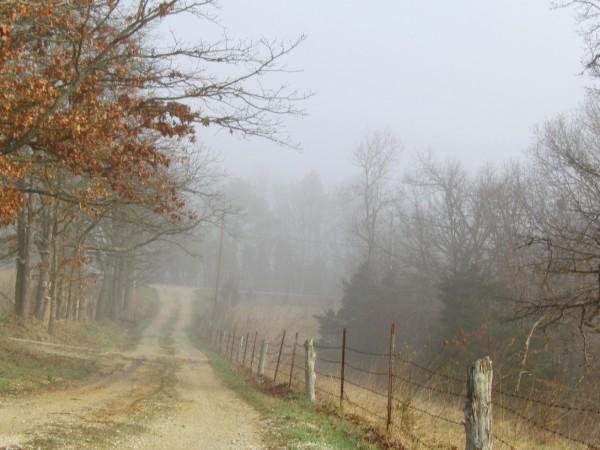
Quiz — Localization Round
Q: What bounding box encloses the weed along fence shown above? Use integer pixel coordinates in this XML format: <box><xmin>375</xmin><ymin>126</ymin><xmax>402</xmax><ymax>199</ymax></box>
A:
<box><xmin>205</xmin><ymin>325</ymin><xmax>600</xmax><ymax>450</ymax></box>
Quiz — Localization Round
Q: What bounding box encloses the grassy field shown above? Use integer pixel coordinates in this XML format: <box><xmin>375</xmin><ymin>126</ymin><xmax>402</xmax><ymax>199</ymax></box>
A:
<box><xmin>215</xmin><ymin>289</ymin><xmax>332</xmax><ymax>345</ymax></box>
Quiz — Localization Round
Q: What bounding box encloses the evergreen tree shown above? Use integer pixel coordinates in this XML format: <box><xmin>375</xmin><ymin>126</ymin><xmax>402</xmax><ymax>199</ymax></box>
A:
<box><xmin>436</xmin><ymin>267</ymin><xmax>513</xmax><ymax>364</ymax></box>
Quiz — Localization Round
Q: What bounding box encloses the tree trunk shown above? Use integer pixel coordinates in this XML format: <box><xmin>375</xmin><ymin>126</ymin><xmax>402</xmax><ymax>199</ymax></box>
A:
<box><xmin>15</xmin><ymin>195</ymin><xmax>33</xmax><ymax>318</ymax></box>
<box><xmin>34</xmin><ymin>204</ymin><xmax>51</xmax><ymax>320</ymax></box>
<box><xmin>95</xmin><ymin>268</ymin><xmax>109</xmax><ymax>321</ymax></box>
<box><xmin>47</xmin><ymin>201</ymin><xmax>59</xmax><ymax>335</ymax></box>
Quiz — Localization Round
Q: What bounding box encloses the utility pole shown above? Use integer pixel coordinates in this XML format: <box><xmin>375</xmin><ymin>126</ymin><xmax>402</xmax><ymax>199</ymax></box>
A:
<box><xmin>212</xmin><ymin>219</ymin><xmax>225</xmax><ymax>319</ymax></box>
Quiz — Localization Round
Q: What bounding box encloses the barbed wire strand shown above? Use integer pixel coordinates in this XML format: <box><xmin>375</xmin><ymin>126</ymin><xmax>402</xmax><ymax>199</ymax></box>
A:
<box><xmin>345</xmin><ymin>361</ymin><xmax>388</xmax><ymax>377</ymax></box>
<box><xmin>495</xmin><ymin>402</ymin><xmax>600</xmax><ymax>450</ymax></box>
<box><xmin>493</xmin><ymin>433</ymin><xmax>518</xmax><ymax>450</ymax></box>
<box><xmin>316</xmin><ymin>356</ymin><xmax>342</xmax><ymax>365</ymax></box>
<box><xmin>494</xmin><ymin>388</ymin><xmax>600</xmax><ymax>417</ymax></box>
<box><xmin>393</xmin><ymin>373</ymin><xmax>466</xmax><ymax>399</ymax></box>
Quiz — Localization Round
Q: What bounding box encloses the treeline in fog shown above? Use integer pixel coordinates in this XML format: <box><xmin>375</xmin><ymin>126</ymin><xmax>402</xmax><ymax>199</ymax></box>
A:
<box><xmin>210</xmin><ymin>101</ymin><xmax>600</xmax><ymax>394</ymax></box>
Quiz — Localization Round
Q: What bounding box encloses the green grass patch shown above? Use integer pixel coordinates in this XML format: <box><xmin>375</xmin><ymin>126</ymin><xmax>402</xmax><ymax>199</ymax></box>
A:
<box><xmin>0</xmin><ymin>346</ymin><xmax>97</xmax><ymax>395</ymax></box>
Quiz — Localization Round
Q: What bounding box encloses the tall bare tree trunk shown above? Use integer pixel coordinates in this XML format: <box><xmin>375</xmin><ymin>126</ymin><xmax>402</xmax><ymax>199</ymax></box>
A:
<box><xmin>34</xmin><ymin>204</ymin><xmax>51</xmax><ymax>320</ymax></box>
<box><xmin>95</xmin><ymin>265</ymin><xmax>109</xmax><ymax>320</ymax></box>
<box><xmin>48</xmin><ymin>200</ymin><xmax>59</xmax><ymax>335</ymax></box>
<box><xmin>110</xmin><ymin>255</ymin><xmax>122</xmax><ymax>320</ymax></box>
<box><xmin>15</xmin><ymin>194</ymin><xmax>33</xmax><ymax>318</ymax></box>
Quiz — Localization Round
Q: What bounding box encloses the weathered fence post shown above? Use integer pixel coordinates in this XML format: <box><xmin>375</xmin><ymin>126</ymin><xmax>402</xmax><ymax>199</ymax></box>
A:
<box><xmin>257</xmin><ymin>339</ymin><xmax>268</xmax><ymax>378</ymax></box>
<box><xmin>465</xmin><ymin>356</ymin><xmax>493</xmax><ymax>450</ymax></box>
<box><xmin>288</xmin><ymin>332</ymin><xmax>299</xmax><ymax>389</ymax></box>
<box><xmin>305</xmin><ymin>338</ymin><xmax>316</xmax><ymax>402</ymax></box>
<box><xmin>238</xmin><ymin>335</ymin><xmax>245</xmax><ymax>363</ymax></box>
<box><xmin>230</xmin><ymin>330</ymin><xmax>236</xmax><ymax>360</ymax></box>
<box><xmin>274</xmin><ymin>330</ymin><xmax>286</xmax><ymax>383</ymax></box>
<box><xmin>386</xmin><ymin>323</ymin><xmax>396</xmax><ymax>433</ymax></box>
<box><xmin>250</xmin><ymin>331</ymin><xmax>258</xmax><ymax>371</ymax></box>
<box><xmin>340</xmin><ymin>327</ymin><xmax>346</xmax><ymax>411</ymax></box>
<box><xmin>242</xmin><ymin>332</ymin><xmax>250</xmax><ymax>366</ymax></box>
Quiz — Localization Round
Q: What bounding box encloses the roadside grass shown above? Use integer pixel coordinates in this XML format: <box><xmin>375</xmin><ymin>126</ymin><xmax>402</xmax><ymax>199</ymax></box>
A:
<box><xmin>200</xmin><ymin>344</ymin><xmax>380</xmax><ymax>450</ymax></box>
<box><xmin>0</xmin><ymin>344</ymin><xmax>98</xmax><ymax>395</ymax></box>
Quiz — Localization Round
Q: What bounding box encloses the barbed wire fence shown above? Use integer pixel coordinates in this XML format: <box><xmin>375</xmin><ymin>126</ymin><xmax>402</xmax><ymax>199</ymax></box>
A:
<box><xmin>205</xmin><ymin>325</ymin><xmax>600</xmax><ymax>450</ymax></box>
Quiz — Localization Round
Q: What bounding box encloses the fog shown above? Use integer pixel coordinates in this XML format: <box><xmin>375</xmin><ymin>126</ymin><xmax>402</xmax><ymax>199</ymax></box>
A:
<box><xmin>191</xmin><ymin>1</ymin><xmax>588</xmax><ymax>183</ymax></box>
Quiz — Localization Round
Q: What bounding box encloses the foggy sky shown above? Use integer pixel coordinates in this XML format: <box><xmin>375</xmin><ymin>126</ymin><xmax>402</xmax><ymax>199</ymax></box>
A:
<box><xmin>174</xmin><ymin>1</ymin><xmax>588</xmax><ymax>184</ymax></box>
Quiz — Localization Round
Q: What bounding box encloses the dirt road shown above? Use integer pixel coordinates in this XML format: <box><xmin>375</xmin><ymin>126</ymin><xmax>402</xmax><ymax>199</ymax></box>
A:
<box><xmin>0</xmin><ymin>286</ymin><xmax>265</xmax><ymax>449</ymax></box>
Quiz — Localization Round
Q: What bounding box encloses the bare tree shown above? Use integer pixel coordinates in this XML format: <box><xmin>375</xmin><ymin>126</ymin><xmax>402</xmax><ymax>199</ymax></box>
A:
<box><xmin>352</xmin><ymin>130</ymin><xmax>400</xmax><ymax>266</ymax></box>
<box><xmin>520</xmin><ymin>94</ymin><xmax>600</xmax><ymax>344</ymax></box>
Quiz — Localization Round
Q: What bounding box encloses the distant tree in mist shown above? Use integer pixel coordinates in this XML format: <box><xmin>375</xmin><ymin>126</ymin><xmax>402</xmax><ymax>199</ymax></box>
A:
<box><xmin>317</xmin><ymin>263</ymin><xmax>387</xmax><ymax>350</ymax></box>
<box><xmin>352</xmin><ymin>131</ymin><xmax>400</xmax><ymax>267</ymax></box>
<box><xmin>317</xmin><ymin>263</ymin><xmax>439</xmax><ymax>354</ymax></box>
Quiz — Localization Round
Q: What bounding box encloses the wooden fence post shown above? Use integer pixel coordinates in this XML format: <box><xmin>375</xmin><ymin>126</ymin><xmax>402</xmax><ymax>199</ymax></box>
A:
<box><xmin>386</xmin><ymin>323</ymin><xmax>396</xmax><ymax>433</ymax></box>
<box><xmin>274</xmin><ymin>330</ymin><xmax>286</xmax><ymax>383</ymax></box>
<box><xmin>238</xmin><ymin>335</ymin><xmax>245</xmax><ymax>363</ymax></box>
<box><xmin>229</xmin><ymin>330</ymin><xmax>236</xmax><ymax>360</ymax></box>
<box><xmin>465</xmin><ymin>356</ymin><xmax>493</xmax><ymax>450</ymax></box>
<box><xmin>250</xmin><ymin>331</ymin><xmax>258</xmax><ymax>371</ymax></box>
<box><xmin>242</xmin><ymin>332</ymin><xmax>250</xmax><ymax>366</ymax></box>
<box><xmin>288</xmin><ymin>332</ymin><xmax>299</xmax><ymax>389</ymax></box>
<box><xmin>340</xmin><ymin>327</ymin><xmax>346</xmax><ymax>411</ymax></box>
<box><xmin>305</xmin><ymin>338</ymin><xmax>316</xmax><ymax>402</ymax></box>
<box><xmin>257</xmin><ymin>339</ymin><xmax>268</xmax><ymax>378</ymax></box>
<box><xmin>225</xmin><ymin>331</ymin><xmax>230</xmax><ymax>356</ymax></box>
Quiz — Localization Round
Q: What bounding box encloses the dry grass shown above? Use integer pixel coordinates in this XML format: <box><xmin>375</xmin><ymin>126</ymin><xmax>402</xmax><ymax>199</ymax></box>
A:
<box><xmin>222</xmin><ymin>295</ymin><xmax>333</xmax><ymax>343</ymax></box>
